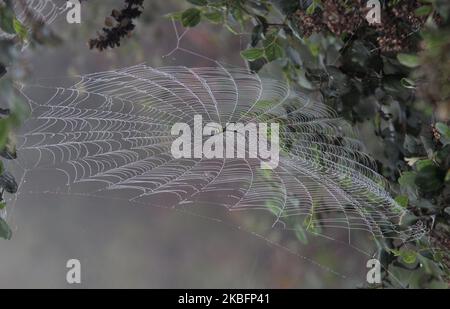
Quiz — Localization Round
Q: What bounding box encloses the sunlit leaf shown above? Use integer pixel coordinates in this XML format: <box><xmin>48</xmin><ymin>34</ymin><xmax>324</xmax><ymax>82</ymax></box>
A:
<box><xmin>0</xmin><ymin>218</ymin><xmax>12</xmax><ymax>240</ymax></box>
<box><xmin>397</xmin><ymin>54</ymin><xmax>421</xmax><ymax>68</ymax></box>
<box><xmin>181</xmin><ymin>8</ymin><xmax>202</xmax><ymax>28</ymax></box>
<box><xmin>241</xmin><ymin>48</ymin><xmax>265</xmax><ymax>61</ymax></box>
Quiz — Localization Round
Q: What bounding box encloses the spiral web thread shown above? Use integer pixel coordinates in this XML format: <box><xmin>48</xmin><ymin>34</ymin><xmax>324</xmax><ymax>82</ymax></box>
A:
<box><xmin>13</xmin><ymin>0</ymin><xmax>68</xmax><ymax>26</ymax></box>
<box><xmin>11</xmin><ymin>64</ymin><xmax>427</xmax><ymax>246</ymax></box>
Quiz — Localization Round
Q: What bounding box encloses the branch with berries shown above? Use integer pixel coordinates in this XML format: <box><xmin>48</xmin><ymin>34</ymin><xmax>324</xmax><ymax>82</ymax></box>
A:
<box><xmin>293</xmin><ymin>0</ymin><xmax>437</xmax><ymax>53</ymax></box>
<box><xmin>88</xmin><ymin>0</ymin><xmax>144</xmax><ymax>51</ymax></box>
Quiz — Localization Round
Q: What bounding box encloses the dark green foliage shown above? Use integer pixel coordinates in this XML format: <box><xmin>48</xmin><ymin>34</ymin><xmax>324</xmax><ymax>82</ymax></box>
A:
<box><xmin>0</xmin><ymin>217</ymin><xmax>12</xmax><ymax>240</ymax></box>
<box><xmin>0</xmin><ymin>0</ymin><xmax>28</xmax><ymax>240</ymax></box>
<box><xmin>181</xmin><ymin>7</ymin><xmax>202</xmax><ymax>27</ymax></box>
<box><xmin>179</xmin><ymin>0</ymin><xmax>450</xmax><ymax>288</ymax></box>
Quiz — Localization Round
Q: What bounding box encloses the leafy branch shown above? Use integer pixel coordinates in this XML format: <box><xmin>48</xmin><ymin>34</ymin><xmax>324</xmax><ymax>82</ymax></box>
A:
<box><xmin>176</xmin><ymin>0</ymin><xmax>450</xmax><ymax>288</ymax></box>
<box><xmin>88</xmin><ymin>0</ymin><xmax>145</xmax><ymax>51</ymax></box>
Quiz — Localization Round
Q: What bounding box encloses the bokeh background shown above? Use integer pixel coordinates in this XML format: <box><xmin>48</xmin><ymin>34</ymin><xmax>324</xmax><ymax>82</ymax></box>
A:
<box><xmin>0</xmin><ymin>0</ymin><xmax>376</xmax><ymax>288</ymax></box>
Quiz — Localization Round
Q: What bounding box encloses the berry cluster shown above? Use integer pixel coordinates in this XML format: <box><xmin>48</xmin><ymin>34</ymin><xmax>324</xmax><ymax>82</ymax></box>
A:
<box><xmin>294</xmin><ymin>0</ymin><xmax>433</xmax><ymax>53</ymax></box>
<box><xmin>88</xmin><ymin>0</ymin><xmax>144</xmax><ymax>51</ymax></box>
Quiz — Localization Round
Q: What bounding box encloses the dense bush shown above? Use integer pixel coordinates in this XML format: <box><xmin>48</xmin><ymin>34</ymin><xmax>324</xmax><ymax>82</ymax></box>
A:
<box><xmin>0</xmin><ymin>0</ymin><xmax>25</xmax><ymax>239</ymax></box>
<box><xmin>174</xmin><ymin>0</ymin><xmax>450</xmax><ymax>288</ymax></box>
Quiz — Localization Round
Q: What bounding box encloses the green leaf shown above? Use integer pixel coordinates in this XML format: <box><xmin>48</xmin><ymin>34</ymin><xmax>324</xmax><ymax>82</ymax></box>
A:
<box><xmin>165</xmin><ymin>11</ymin><xmax>183</xmax><ymax>21</ymax></box>
<box><xmin>265</xmin><ymin>42</ymin><xmax>284</xmax><ymax>62</ymax></box>
<box><xmin>203</xmin><ymin>11</ymin><xmax>223</xmax><ymax>24</ymax></box>
<box><xmin>415</xmin><ymin>165</ymin><xmax>444</xmax><ymax>193</ymax></box>
<box><xmin>400</xmin><ymin>78</ymin><xmax>416</xmax><ymax>89</ymax></box>
<box><xmin>240</xmin><ymin>48</ymin><xmax>265</xmax><ymax>61</ymax></box>
<box><xmin>294</xmin><ymin>224</ymin><xmax>308</xmax><ymax>245</ymax></box>
<box><xmin>181</xmin><ymin>8</ymin><xmax>202</xmax><ymax>28</ymax></box>
<box><xmin>0</xmin><ymin>118</ymin><xmax>11</xmax><ymax>150</ymax></box>
<box><xmin>0</xmin><ymin>63</ymin><xmax>6</xmax><ymax>79</ymax></box>
<box><xmin>265</xmin><ymin>201</ymin><xmax>279</xmax><ymax>216</ymax></box>
<box><xmin>13</xmin><ymin>17</ymin><xmax>28</xmax><ymax>41</ymax></box>
<box><xmin>400</xmin><ymin>249</ymin><xmax>417</xmax><ymax>265</ymax></box>
<box><xmin>0</xmin><ymin>5</ymin><xmax>15</xmax><ymax>34</ymax></box>
<box><xmin>397</xmin><ymin>53</ymin><xmax>421</xmax><ymax>68</ymax></box>
<box><xmin>187</xmin><ymin>0</ymin><xmax>208</xmax><ymax>6</ymax></box>
<box><xmin>436</xmin><ymin>122</ymin><xmax>450</xmax><ymax>145</ymax></box>
<box><xmin>0</xmin><ymin>217</ymin><xmax>12</xmax><ymax>240</ymax></box>
<box><xmin>415</xmin><ymin>159</ymin><xmax>433</xmax><ymax>171</ymax></box>
<box><xmin>230</xmin><ymin>6</ymin><xmax>244</xmax><ymax>23</ymax></box>
<box><xmin>399</xmin><ymin>171</ymin><xmax>416</xmax><ymax>187</ymax></box>
<box><xmin>415</xmin><ymin>5</ymin><xmax>433</xmax><ymax>16</ymax></box>
<box><xmin>251</xmin><ymin>24</ymin><xmax>263</xmax><ymax>47</ymax></box>
<box><xmin>306</xmin><ymin>0</ymin><xmax>320</xmax><ymax>15</ymax></box>
<box><xmin>436</xmin><ymin>122</ymin><xmax>450</xmax><ymax>137</ymax></box>
<box><xmin>398</xmin><ymin>171</ymin><xmax>419</xmax><ymax>200</ymax></box>
<box><xmin>395</xmin><ymin>195</ymin><xmax>409</xmax><ymax>208</ymax></box>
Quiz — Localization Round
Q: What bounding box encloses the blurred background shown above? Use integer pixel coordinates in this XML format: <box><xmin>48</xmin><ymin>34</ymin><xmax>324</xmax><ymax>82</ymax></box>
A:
<box><xmin>0</xmin><ymin>0</ymin><xmax>377</xmax><ymax>288</ymax></box>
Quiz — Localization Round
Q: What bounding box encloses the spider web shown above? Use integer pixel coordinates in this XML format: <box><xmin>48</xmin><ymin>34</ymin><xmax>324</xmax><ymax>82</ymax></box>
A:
<box><xmin>161</xmin><ymin>19</ymin><xmax>428</xmax><ymax>244</ymax></box>
<box><xmin>3</xmin><ymin>18</ymin><xmax>428</xmax><ymax>286</ymax></box>
<box><xmin>12</xmin><ymin>64</ymin><xmax>426</xmax><ymax>245</ymax></box>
